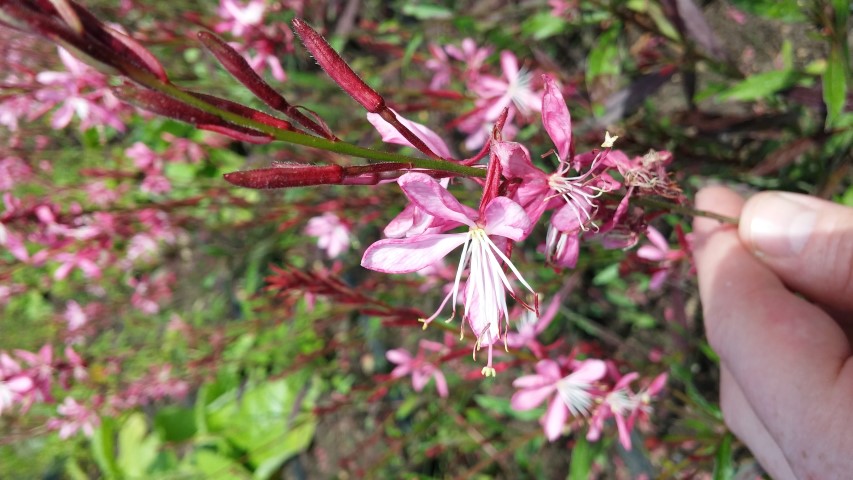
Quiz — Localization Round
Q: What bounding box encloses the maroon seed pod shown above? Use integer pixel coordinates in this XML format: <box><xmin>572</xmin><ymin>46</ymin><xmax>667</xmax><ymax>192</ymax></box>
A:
<box><xmin>113</xmin><ymin>83</ymin><xmax>272</xmax><ymax>143</ymax></box>
<box><xmin>224</xmin><ymin>165</ymin><xmax>345</xmax><ymax>189</ymax></box>
<box><xmin>291</xmin><ymin>18</ymin><xmax>384</xmax><ymax>113</ymax></box>
<box><xmin>197</xmin><ymin>30</ymin><xmax>336</xmax><ymax>140</ymax></box>
<box><xmin>186</xmin><ymin>91</ymin><xmax>296</xmax><ymax>133</ymax></box>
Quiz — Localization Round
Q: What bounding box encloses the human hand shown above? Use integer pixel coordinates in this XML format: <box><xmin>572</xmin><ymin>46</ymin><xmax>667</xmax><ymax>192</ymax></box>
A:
<box><xmin>692</xmin><ymin>186</ymin><xmax>853</xmax><ymax>479</ymax></box>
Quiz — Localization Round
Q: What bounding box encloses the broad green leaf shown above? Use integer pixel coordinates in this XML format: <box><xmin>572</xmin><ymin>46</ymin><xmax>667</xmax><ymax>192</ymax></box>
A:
<box><xmin>154</xmin><ymin>406</ymin><xmax>197</xmax><ymax>442</ymax></box>
<box><xmin>568</xmin><ymin>435</ymin><xmax>594</xmax><ymax>480</ymax></box>
<box><xmin>91</xmin><ymin>417</ymin><xmax>120</xmax><ymax>480</ymax></box>
<box><xmin>728</xmin><ymin>0</ymin><xmax>804</xmax><ymax>21</ymax></box>
<box><xmin>521</xmin><ymin>12</ymin><xmax>569</xmax><ymax>40</ymax></box>
<box><xmin>117</xmin><ymin>413</ymin><xmax>160</xmax><ymax>478</ymax></box>
<box><xmin>717</xmin><ymin>70</ymin><xmax>797</xmax><ymax>102</ymax></box>
<box><xmin>587</xmin><ymin>28</ymin><xmax>621</xmax><ymax>80</ymax></box>
<box><xmin>192</xmin><ymin>450</ymin><xmax>252</xmax><ymax>479</ymax></box>
<box><xmin>204</xmin><ymin>376</ymin><xmax>319</xmax><ymax>479</ymax></box>
<box><xmin>823</xmin><ymin>44</ymin><xmax>849</xmax><ymax>128</ymax></box>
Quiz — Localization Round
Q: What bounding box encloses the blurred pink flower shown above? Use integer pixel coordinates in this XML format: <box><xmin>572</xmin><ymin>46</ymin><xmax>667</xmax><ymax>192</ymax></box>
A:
<box><xmin>215</xmin><ymin>0</ymin><xmax>266</xmax><ymax>37</ymax></box>
<box><xmin>128</xmin><ymin>272</ymin><xmax>175</xmax><ymax>314</ymax></box>
<box><xmin>0</xmin><ymin>353</ymin><xmax>34</xmax><ymax>416</ymax></box>
<box><xmin>0</xmin><ymin>157</ymin><xmax>32</xmax><ymax>191</ymax></box>
<box><xmin>362</xmin><ymin>172</ymin><xmax>535</xmax><ymax>376</ymax></box>
<box><xmin>637</xmin><ymin>226</ymin><xmax>689</xmax><ymax>290</ymax></box>
<box><xmin>34</xmin><ymin>47</ymin><xmax>125</xmax><ymax>131</ymax></box>
<box><xmin>305</xmin><ymin>213</ymin><xmax>352</xmax><ymax>259</ymax></box>
<box><xmin>386</xmin><ymin>339</ymin><xmax>449</xmax><ymax>397</ymax></box>
<box><xmin>424</xmin><ymin>43</ymin><xmax>453</xmax><ymax>90</ymax></box>
<box><xmin>445</xmin><ymin>38</ymin><xmax>492</xmax><ymax>78</ymax></box>
<box><xmin>506</xmin><ymin>292</ymin><xmax>562</xmax><ymax>358</ymax></box>
<box><xmin>460</xmin><ymin>51</ymin><xmax>542</xmax><ymax>149</ymax></box>
<box><xmin>47</xmin><ymin>397</ymin><xmax>100</xmax><ymax>439</ymax></box>
<box><xmin>586</xmin><ymin>367</ymin><xmax>667</xmax><ymax>450</ymax></box>
<box><xmin>511</xmin><ymin>358</ymin><xmax>606</xmax><ymax>441</ymax></box>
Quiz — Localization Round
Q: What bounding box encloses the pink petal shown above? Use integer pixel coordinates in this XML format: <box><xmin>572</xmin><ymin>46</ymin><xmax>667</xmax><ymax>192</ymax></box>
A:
<box><xmin>637</xmin><ymin>245</ymin><xmax>666</xmax><ymax>261</ymax></box>
<box><xmin>646</xmin><ymin>372</ymin><xmax>668</xmax><ymax>396</ymax></box>
<box><xmin>569</xmin><ymin>359</ymin><xmax>607</xmax><ymax>383</ymax></box>
<box><xmin>512</xmin><ymin>373</ymin><xmax>553</xmax><ymax>389</ymax></box>
<box><xmin>615</xmin><ymin>413</ymin><xmax>633</xmax><ymax>450</ymax></box>
<box><xmin>645</xmin><ymin>226</ymin><xmax>671</xmax><ymax>253</ymax></box>
<box><xmin>398</xmin><ymin>173</ymin><xmax>476</xmax><ymax>226</ymax></box>
<box><xmin>542</xmin><ymin>395</ymin><xmax>569</xmax><ymax>441</ymax></box>
<box><xmin>483</xmin><ymin>197</ymin><xmax>529</xmax><ymax>241</ymax></box>
<box><xmin>386</xmin><ymin>348</ymin><xmax>412</xmax><ymax>365</ymax></box>
<box><xmin>550</xmin><ymin>202</ymin><xmax>588</xmax><ymax>232</ymax></box>
<box><xmin>541</xmin><ymin>75</ymin><xmax>572</xmax><ymax>160</ymax></box>
<box><xmin>433</xmin><ymin>371</ymin><xmax>449</xmax><ymax>398</ymax></box>
<box><xmin>510</xmin><ymin>384</ymin><xmax>555</xmax><ymax>410</ymax></box>
<box><xmin>366</xmin><ymin>110</ymin><xmax>451</xmax><ymax>159</ymax></box>
<box><xmin>499</xmin><ymin>51</ymin><xmax>520</xmax><ymax>81</ymax></box>
<box><xmin>534</xmin><ymin>359</ymin><xmax>562</xmax><ymax>380</ymax></box>
<box><xmin>492</xmin><ymin>141</ymin><xmax>544</xmax><ymax>180</ymax></box>
<box><xmin>361</xmin><ymin>233</ymin><xmax>467</xmax><ymax>273</ymax></box>
<box><xmin>411</xmin><ymin>371</ymin><xmax>428</xmax><ymax>391</ymax></box>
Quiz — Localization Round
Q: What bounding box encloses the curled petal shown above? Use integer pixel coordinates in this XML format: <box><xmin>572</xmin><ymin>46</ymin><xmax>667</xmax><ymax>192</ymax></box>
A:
<box><xmin>541</xmin><ymin>75</ymin><xmax>571</xmax><ymax>161</ymax></box>
<box><xmin>361</xmin><ymin>233</ymin><xmax>467</xmax><ymax>273</ymax></box>
<box><xmin>398</xmin><ymin>173</ymin><xmax>477</xmax><ymax>226</ymax></box>
<box><xmin>483</xmin><ymin>197</ymin><xmax>529</xmax><ymax>241</ymax></box>
<box><xmin>367</xmin><ymin>110</ymin><xmax>452</xmax><ymax>159</ymax></box>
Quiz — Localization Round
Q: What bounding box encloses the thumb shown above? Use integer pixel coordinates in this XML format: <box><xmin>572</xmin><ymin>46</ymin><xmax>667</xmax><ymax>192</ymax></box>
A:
<box><xmin>738</xmin><ymin>192</ymin><xmax>853</xmax><ymax>312</ymax></box>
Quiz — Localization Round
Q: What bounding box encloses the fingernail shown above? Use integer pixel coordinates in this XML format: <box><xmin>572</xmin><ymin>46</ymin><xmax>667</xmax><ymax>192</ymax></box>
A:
<box><xmin>742</xmin><ymin>193</ymin><xmax>817</xmax><ymax>257</ymax></box>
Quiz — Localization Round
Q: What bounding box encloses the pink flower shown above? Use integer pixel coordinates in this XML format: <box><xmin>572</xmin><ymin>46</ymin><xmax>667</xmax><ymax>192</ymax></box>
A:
<box><xmin>494</xmin><ymin>76</ymin><xmax>623</xmax><ymax>267</ymax></box>
<box><xmin>460</xmin><ymin>51</ymin><xmax>542</xmax><ymax>149</ymax></box>
<box><xmin>424</xmin><ymin>43</ymin><xmax>453</xmax><ymax>90</ymax></box>
<box><xmin>0</xmin><ymin>354</ymin><xmax>34</xmax><ymax>416</ymax></box>
<box><xmin>511</xmin><ymin>359</ymin><xmax>606</xmax><ymax>441</ymax></box>
<box><xmin>445</xmin><ymin>39</ymin><xmax>492</xmax><ymax>78</ymax></box>
<box><xmin>366</xmin><ymin>111</ymin><xmax>459</xmax><ymax>238</ymax></box>
<box><xmin>506</xmin><ymin>293</ymin><xmax>562</xmax><ymax>358</ymax></box>
<box><xmin>637</xmin><ymin>226</ymin><xmax>688</xmax><ymax>290</ymax></box>
<box><xmin>0</xmin><ymin>156</ymin><xmax>32</xmax><ymax>191</ymax></box>
<box><xmin>215</xmin><ymin>0</ymin><xmax>266</xmax><ymax>37</ymax></box>
<box><xmin>47</xmin><ymin>397</ymin><xmax>100</xmax><ymax>439</ymax></box>
<box><xmin>586</xmin><ymin>369</ymin><xmax>667</xmax><ymax>450</ymax></box>
<box><xmin>305</xmin><ymin>213</ymin><xmax>351</xmax><ymax>259</ymax></box>
<box><xmin>362</xmin><ymin>173</ymin><xmax>536</xmax><ymax>376</ymax></box>
<box><xmin>386</xmin><ymin>340</ymin><xmax>449</xmax><ymax>397</ymax></box>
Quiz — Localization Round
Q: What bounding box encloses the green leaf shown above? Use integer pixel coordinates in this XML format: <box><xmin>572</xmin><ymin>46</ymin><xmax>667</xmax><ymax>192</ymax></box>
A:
<box><xmin>401</xmin><ymin>4</ymin><xmax>453</xmax><ymax>20</ymax></box>
<box><xmin>117</xmin><ymin>413</ymin><xmax>160</xmax><ymax>478</ymax></box>
<box><xmin>587</xmin><ymin>28</ymin><xmax>621</xmax><ymax>80</ymax></box>
<box><xmin>712</xmin><ymin>433</ymin><xmax>735</xmax><ymax>480</ymax></box>
<box><xmin>91</xmin><ymin>417</ymin><xmax>121</xmax><ymax>479</ymax></box>
<box><xmin>568</xmin><ymin>435</ymin><xmax>594</xmax><ymax>480</ymax></box>
<box><xmin>592</xmin><ymin>263</ymin><xmax>620</xmax><ymax>285</ymax></box>
<box><xmin>204</xmin><ymin>377</ymin><xmax>318</xmax><ymax>479</ymax></box>
<box><xmin>192</xmin><ymin>450</ymin><xmax>252</xmax><ymax>479</ymax></box>
<box><xmin>474</xmin><ymin>395</ymin><xmax>541</xmax><ymax>422</ymax></box>
<box><xmin>717</xmin><ymin>69</ymin><xmax>797</xmax><ymax>102</ymax></box>
<box><xmin>154</xmin><ymin>406</ymin><xmax>197</xmax><ymax>442</ymax></box>
<box><xmin>521</xmin><ymin>12</ymin><xmax>569</xmax><ymax>40</ymax></box>
<box><xmin>823</xmin><ymin>44</ymin><xmax>849</xmax><ymax>128</ymax></box>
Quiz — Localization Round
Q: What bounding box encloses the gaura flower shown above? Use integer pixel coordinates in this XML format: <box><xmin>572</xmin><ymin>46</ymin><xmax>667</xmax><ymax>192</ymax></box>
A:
<box><xmin>386</xmin><ymin>339</ymin><xmax>449</xmax><ymax>398</ymax></box>
<box><xmin>361</xmin><ymin>172</ymin><xmax>537</xmax><ymax>376</ymax></box>
<box><xmin>511</xmin><ymin>358</ymin><xmax>606</xmax><ymax>441</ymax></box>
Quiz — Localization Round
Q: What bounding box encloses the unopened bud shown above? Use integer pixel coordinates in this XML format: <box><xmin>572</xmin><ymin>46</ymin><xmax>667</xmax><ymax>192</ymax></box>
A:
<box><xmin>292</xmin><ymin>18</ymin><xmax>384</xmax><ymax>113</ymax></box>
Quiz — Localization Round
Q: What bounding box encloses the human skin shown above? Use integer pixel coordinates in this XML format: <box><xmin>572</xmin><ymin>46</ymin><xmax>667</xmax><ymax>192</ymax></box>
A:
<box><xmin>692</xmin><ymin>186</ymin><xmax>853</xmax><ymax>480</ymax></box>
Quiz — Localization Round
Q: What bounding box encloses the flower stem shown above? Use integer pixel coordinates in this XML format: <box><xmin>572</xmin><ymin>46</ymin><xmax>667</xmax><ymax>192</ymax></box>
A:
<box><xmin>622</xmin><ymin>194</ymin><xmax>740</xmax><ymax>225</ymax></box>
<box><xmin>124</xmin><ymin>69</ymin><xmax>487</xmax><ymax>178</ymax></box>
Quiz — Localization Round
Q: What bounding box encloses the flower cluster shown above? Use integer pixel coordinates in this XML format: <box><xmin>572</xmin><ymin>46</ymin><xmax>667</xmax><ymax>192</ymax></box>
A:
<box><xmin>512</xmin><ymin>357</ymin><xmax>667</xmax><ymax>449</ymax></box>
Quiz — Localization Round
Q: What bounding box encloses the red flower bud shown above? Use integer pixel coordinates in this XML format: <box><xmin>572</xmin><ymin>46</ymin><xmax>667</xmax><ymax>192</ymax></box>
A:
<box><xmin>292</xmin><ymin>18</ymin><xmax>384</xmax><ymax>113</ymax></box>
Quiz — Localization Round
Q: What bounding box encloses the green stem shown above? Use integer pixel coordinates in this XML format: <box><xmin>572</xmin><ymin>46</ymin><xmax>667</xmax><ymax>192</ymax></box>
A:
<box><xmin>124</xmin><ymin>70</ymin><xmax>486</xmax><ymax>178</ymax></box>
<box><xmin>627</xmin><ymin>194</ymin><xmax>740</xmax><ymax>225</ymax></box>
